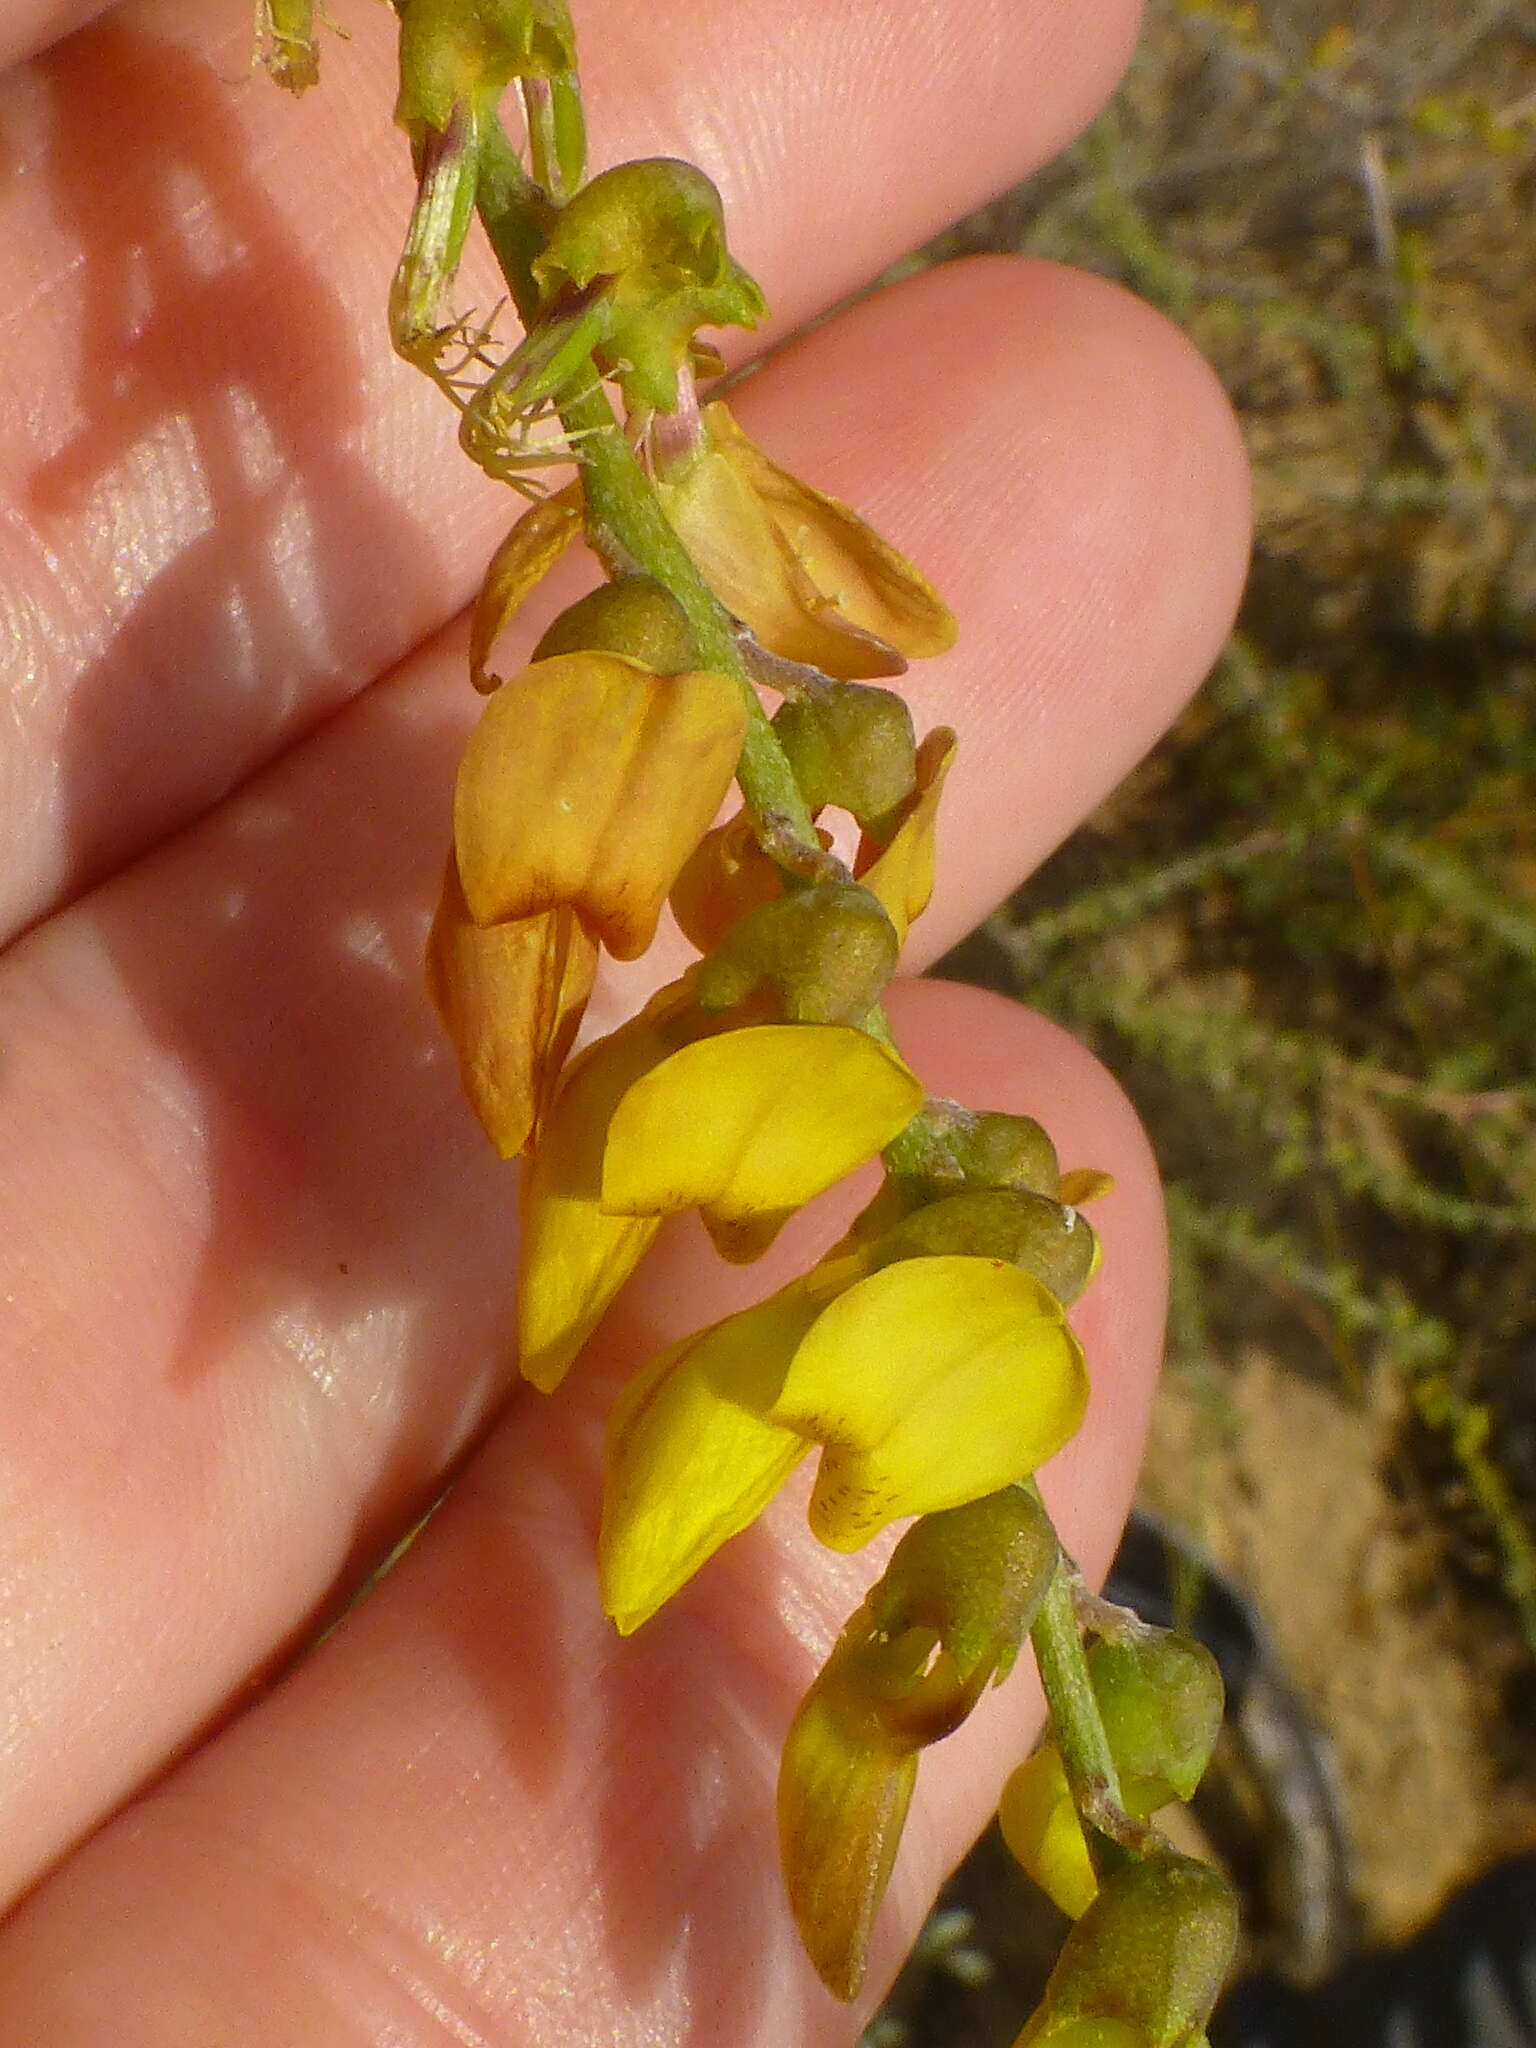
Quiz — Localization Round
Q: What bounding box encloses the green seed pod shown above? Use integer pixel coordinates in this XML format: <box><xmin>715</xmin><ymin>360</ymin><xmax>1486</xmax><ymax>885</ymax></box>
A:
<box><xmin>874</xmin><ymin>1189</ymin><xmax>1098</xmax><ymax>1306</ymax></box>
<box><xmin>1089</xmin><ymin>1633</ymin><xmax>1224</xmax><ymax>1808</ymax></box>
<box><xmin>696</xmin><ymin>882</ymin><xmax>899</xmax><ymax>1026</ymax></box>
<box><xmin>397</xmin><ymin>0</ymin><xmax>578</xmax><ymax>134</ymax></box>
<box><xmin>1025</xmin><ymin>1854</ymin><xmax>1238</xmax><ymax>2048</ymax></box>
<box><xmin>772</xmin><ymin>680</ymin><xmax>918</xmax><ymax>826</ymax></box>
<box><xmin>531</xmin><ymin>159</ymin><xmax>765</xmax><ymax>412</ymax></box>
<box><xmin>868</xmin><ymin>1487</ymin><xmax>1059</xmax><ymax>1695</ymax></box>
<box><xmin>533</xmin><ymin>576</ymin><xmax>698</xmax><ymax>673</ymax></box>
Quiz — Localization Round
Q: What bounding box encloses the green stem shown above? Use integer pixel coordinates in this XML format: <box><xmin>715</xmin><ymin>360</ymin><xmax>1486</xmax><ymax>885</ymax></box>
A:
<box><xmin>471</xmin><ymin>101</ymin><xmax>952</xmax><ymax>1170</ymax></box>
<box><xmin>1026</xmin><ymin>1484</ymin><xmax>1133</xmax><ymax>1879</ymax></box>
<box><xmin>474</xmin><ymin>121</ymin><xmax>818</xmax><ymax>850</ymax></box>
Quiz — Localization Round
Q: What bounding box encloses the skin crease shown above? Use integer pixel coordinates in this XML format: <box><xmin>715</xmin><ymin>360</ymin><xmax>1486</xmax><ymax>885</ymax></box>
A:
<box><xmin>0</xmin><ymin>0</ymin><xmax>1249</xmax><ymax>2039</ymax></box>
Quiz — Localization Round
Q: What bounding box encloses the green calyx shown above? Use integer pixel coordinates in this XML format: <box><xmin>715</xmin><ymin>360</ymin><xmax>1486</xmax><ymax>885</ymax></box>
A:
<box><xmin>696</xmin><ymin>882</ymin><xmax>899</xmax><ymax>1026</ymax></box>
<box><xmin>1024</xmin><ymin>1855</ymin><xmax>1238</xmax><ymax>2047</ymax></box>
<box><xmin>872</xmin><ymin>1188</ymin><xmax>1099</xmax><ymax>1306</ymax></box>
<box><xmin>867</xmin><ymin>1488</ymin><xmax>1060</xmax><ymax>1695</ymax></box>
<box><xmin>533</xmin><ymin>576</ymin><xmax>699</xmax><ymax>672</ymax></box>
<box><xmin>1088</xmin><ymin>1632</ymin><xmax>1225</xmax><ymax>1808</ymax></box>
<box><xmin>396</xmin><ymin>0</ymin><xmax>578</xmax><ymax>134</ymax></box>
<box><xmin>890</xmin><ymin>1102</ymin><xmax>1064</xmax><ymax>1206</ymax></box>
<box><xmin>818</xmin><ymin>1488</ymin><xmax>1060</xmax><ymax>1754</ymax></box>
<box><xmin>772</xmin><ymin>679</ymin><xmax>918</xmax><ymax>827</ymax></box>
<box><xmin>532</xmin><ymin>158</ymin><xmax>766</xmax><ymax>411</ymax></box>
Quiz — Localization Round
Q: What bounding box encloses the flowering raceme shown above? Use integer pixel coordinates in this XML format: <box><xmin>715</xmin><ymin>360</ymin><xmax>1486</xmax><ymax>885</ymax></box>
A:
<box><xmin>276</xmin><ymin>4</ymin><xmax>1230</xmax><ymax>2017</ymax></box>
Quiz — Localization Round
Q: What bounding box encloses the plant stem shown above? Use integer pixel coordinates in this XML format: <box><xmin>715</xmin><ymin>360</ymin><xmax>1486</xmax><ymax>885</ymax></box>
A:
<box><xmin>472</xmin><ymin>101</ymin><xmax>954</xmax><ymax>1167</ymax></box>
<box><xmin>1026</xmin><ymin>1482</ymin><xmax>1133</xmax><ymax>1877</ymax></box>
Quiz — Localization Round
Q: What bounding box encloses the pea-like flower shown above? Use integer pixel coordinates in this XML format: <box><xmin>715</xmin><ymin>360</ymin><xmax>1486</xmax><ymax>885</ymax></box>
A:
<box><xmin>453</xmin><ymin>649</ymin><xmax>747</xmax><ymax>958</ymax></box>
<box><xmin>426</xmin><ymin>863</ymin><xmax>596</xmax><ymax>1160</ymax></box>
<box><xmin>1000</xmin><ymin>1631</ymin><xmax>1224</xmax><ymax>1921</ymax></box>
<box><xmin>780</xmin><ymin>1490</ymin><xmax>1059</xmax><ymax>1998</ymax></box>
<box><xmin>429</xmin><ymin>648</ymin><xmax>745</xmax><ymax>1159</ymax></box>
<box><xmin>518</xmin><ymin>996</ymin><xmax>924</xmax><ymax>1388</ymax></box>
<box><xmin>600</xmin><ymin>1253</ymin><xmax>1088</xmax><ymax>1634</ymax></box>
<box><xmin>656</xmin><ymin>402</ymin><xmax>957</xmax><ymax>680</ymax></box>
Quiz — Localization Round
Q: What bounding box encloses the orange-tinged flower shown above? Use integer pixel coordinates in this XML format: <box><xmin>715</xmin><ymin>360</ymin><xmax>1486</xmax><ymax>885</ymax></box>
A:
<box><xmin>600</xmin><ymin>1023</ymin><xmax>924</xmax><ymax>1261</ymax></box>
<box><xmin>669</xmin><ymin>807</ymin><xmax>794</xmax><ymax>954</ymax></box>
<box><xmin>777</xmin><ymin>1675</ymin><xmax>919</xmax><ymax>2002</ymax></box>
<box><xmin>426</xmin><ymin>858</ymin><xmax>597</xmax><ymax>1158</ymax></box>
<box><xmin>655</xmin><ymin>402</ymin><xmax>956</xmax><ymax>681</ymax></box>
<box><xmin>856</xmin><ymin>727</ymin><xmax>956</xmax><ymax>945</ymax></box>
<box><xmin>779</xmin><ymin>1490</ymin><xmax>1059</xmax><ymax>1998</ymax></box>
<box><xmin>453</xmin><ymin>650</ymin><xmax>747</xmax><ymax>959</ymax></box>
<box><xmin>469</xmin><ymin>485</ymin><xmax>584</xmax><ymax>693</ymax></box>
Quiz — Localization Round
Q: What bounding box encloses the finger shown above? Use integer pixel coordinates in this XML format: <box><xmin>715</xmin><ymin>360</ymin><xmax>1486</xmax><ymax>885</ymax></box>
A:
<box><xmin>0</xmin><ymin>979</ymin><xmax>1167</xmax><ymax>2045</ymax></box>
<box><xmin>0</xmin><ymin>0</ymin><xmax>110</xmax><ymax>71</ymax></box>
<box><xmin>0</xmin><ymin>0</ymin><xmax>1141</xmax><ymax>940</ymax></box>
<box><xmin>0</xmin><ymin>251</ymin><xmax>1242</xmax><ymax>1901</ymax></box>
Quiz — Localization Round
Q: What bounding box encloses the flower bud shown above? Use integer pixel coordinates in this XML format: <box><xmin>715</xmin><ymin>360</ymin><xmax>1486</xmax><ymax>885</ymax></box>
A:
<box><xmin>771</xmin><ymin>681</ymin><xmax>918</xmax><ymax>827</ymax></box>
<box><xmin>695</xmin><ymin>882</ymin><xmax>900</xmax><ymax>1026</ymax></box>
<box><xmin>953</xmin><ymin>1110</ymin><xmax>1063</xmax><ymax>1197</ymax></box>
<box><xmin>532</xmin><ymin>575</ymin><xmax>698</xmax><ymax>673</ymax></box>
<box><xmin>1020</xmin><ymin>1855</ymin><xmax>1237</xmax><ymax>2048</ymax></box>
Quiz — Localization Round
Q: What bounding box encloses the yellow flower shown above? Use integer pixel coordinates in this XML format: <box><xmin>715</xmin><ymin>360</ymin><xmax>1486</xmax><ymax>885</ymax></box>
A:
<box><xmin>655</xmin><ymin>402</ymin><xmax>956</xmax><ymax>681</ymax></box>
<box><xmin>772</xmin><ymin>1257</ymin><xmax>1088</xmax><ymax>1548</ymax></box>
<box><xmin>600</xmin><ymin>1253</ymin><xmax>1088</xmax><ymax>1631</ymax></box>
<box><xmin>517</xmin><ymin>973</ymin><xmax>697</xmax><ymax>1392</ymax></box>
<box><xmin>519</xmin><ymin>1002</ymin><xmax>919</xmax><ymax>1388</ymax></box>
<box><xmin>426</xmin><ymin>858</ymin><xmax>597</xmax><ymax>1159</ymax></box>
<box><xmin>601</xmin><ymin>1023</ymin><xmax>924</xmax><ymax>1260</ymax></box>
<box><xmin>453</xmin><ymin>649</ymin><xmax>747</xmax><ymax>960</ymax></box>
<box><xmin>598</xmin><ymin>1272</ymin><xmax>840</xmax><ymax>1631</ymax></box>
<box><xmin>856</xmin><ymin>727</ymin><xmax>956</xmax><ymax>945</ymax></box>
<box><xmin>998</xmin><ymin>1743</ymin><xmax>1102</xmax><ymax>1921</ymax></box>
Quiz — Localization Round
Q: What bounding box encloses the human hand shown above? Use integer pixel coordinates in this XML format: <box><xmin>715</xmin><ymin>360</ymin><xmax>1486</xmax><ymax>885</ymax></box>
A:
<box><xmin>0</xmin><ymin>0</ymin><xmax>1249</xmax><ymax>2036</ymax></box>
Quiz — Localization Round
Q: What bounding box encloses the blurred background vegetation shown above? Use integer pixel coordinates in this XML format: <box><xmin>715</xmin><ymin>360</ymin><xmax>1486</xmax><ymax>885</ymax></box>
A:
<box><xmin>873</xmin><ymin>0</ymin><xmax>1535</xmax><ymax>2037</ymax></box>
